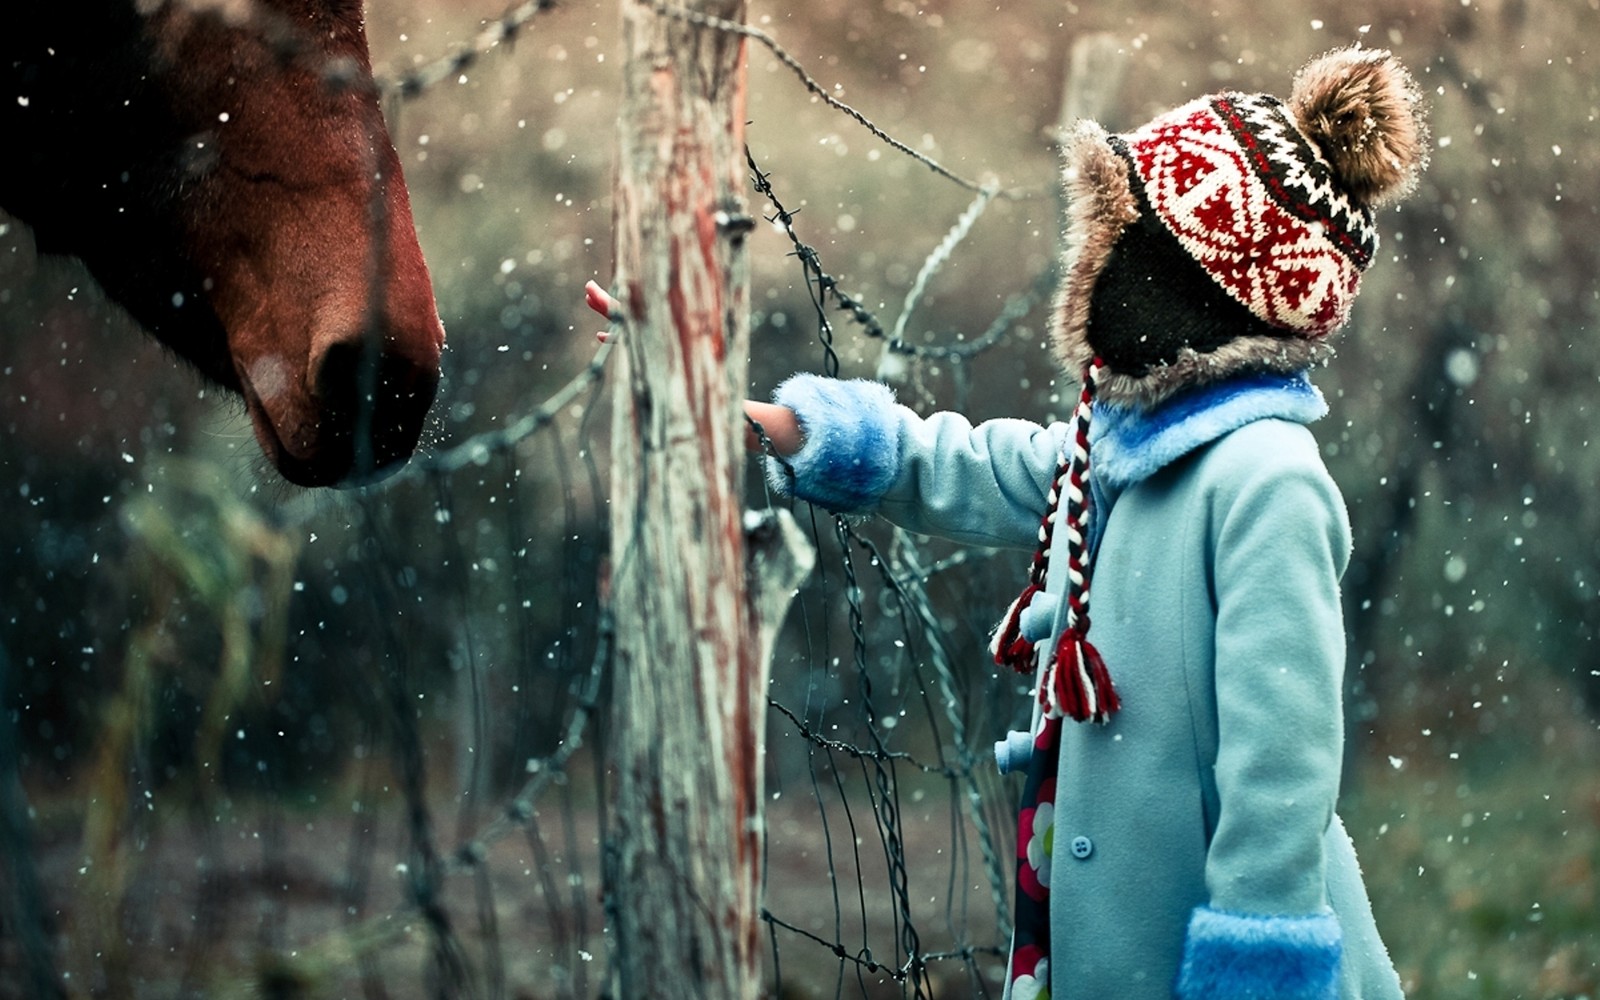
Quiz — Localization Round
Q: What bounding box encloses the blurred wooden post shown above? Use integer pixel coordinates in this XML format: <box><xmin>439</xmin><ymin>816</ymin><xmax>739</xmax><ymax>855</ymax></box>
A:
<box><xmin>1057</xmin><ymin>34</ymin><xmax>1129</xmax><ymax>233</ymax></box>
<box><xmin>607</xmin><ymin>0</ymin><xmax>810</xmax><ymax>996</ymax></box>
<box><xmin>1060</xmin><ymin>33</ymin><xmax>1128</xmax><ymax>127</ymax></box>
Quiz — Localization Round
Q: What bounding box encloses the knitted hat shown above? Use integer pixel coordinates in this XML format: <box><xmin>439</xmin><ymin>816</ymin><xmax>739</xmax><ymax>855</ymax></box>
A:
<box><xmin>1054</xmin><ymin>45</ymin><xmax>1429</xmax><ymax>407</ymax></box>
<box><xmin>993</xmin><ymin>47</ymin><xmax>1428</xmax><ymax>722</ymax></box>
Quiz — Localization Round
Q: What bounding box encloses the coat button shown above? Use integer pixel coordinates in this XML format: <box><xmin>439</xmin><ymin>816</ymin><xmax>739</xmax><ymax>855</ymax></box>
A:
<box><xmin>1070</xmin><ymin>835</ymin><xmax>1093</xmax><ymax>860</ymax></box>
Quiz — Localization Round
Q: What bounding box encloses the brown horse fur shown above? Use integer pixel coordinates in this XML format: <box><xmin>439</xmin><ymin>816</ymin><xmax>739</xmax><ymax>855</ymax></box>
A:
<box><xmin>1</xmin><ymin>0</ymin><xmax>444</xmax><ymax>487</ymax></box>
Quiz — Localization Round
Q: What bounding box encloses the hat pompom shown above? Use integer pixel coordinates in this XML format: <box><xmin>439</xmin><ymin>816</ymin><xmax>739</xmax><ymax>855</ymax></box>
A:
<box><xmin>1288</xmin><ymin>46</ymin><xmax>1429</xmax><ymax>207</ymax></box>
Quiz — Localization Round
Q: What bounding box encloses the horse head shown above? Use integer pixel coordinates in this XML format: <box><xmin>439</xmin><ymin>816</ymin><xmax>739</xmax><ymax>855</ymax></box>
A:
<box><xmin>2</xmin><ymin>0</ymin><xmax>445</xmax><ymax>487</ymax></box>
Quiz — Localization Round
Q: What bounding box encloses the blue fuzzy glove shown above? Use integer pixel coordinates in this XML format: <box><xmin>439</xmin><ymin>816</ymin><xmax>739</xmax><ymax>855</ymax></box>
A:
<box><xmin>766</xmin><ymin>374</ymin><xmax>901</xmax><ymax>513</ymax></box>
<box><xmin>1176</xmin><ymin>906</ymin><xmax>1341</xmax><ymax>1000</ymax></box>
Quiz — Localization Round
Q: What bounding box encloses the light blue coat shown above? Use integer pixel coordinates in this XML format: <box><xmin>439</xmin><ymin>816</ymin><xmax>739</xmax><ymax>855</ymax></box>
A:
<box><xmin>769</xmin><ymin>371</ymin><xmax>1404</xmax><ymax>1000</ymax></box>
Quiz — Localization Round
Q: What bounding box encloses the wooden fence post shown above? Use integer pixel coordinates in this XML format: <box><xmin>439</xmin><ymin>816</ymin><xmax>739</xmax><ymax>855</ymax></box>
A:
<box><xmin>606</xmin><ymin>1</ymin><xmax>809</xmax><ymax>996</ymax></box>
<box><xmin>1056</xmin><ymin>34</ymin><xmax>1129</xmax><ymax>234</ymax></box>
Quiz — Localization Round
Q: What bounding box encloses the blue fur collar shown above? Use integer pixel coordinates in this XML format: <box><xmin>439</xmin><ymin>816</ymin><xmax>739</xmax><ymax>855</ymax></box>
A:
<box><xmin>1090</xmin><ymin>371</ymin><xmax>1327</xmax><ymax>493</ymax></box>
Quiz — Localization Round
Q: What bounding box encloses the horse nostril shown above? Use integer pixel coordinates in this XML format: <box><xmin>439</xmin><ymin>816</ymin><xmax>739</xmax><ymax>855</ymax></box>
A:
<box><xmin>312</xmin><ymin>337</ymin><xmax>439</xmax><ymax>482</ymax></box>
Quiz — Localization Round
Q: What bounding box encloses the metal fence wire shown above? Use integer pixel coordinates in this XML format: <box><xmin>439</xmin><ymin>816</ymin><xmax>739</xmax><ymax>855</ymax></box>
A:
<box><xmin>1</xmin><ymin>2</ymin><xmax>1065</xmax><ymax>997</ymax></box>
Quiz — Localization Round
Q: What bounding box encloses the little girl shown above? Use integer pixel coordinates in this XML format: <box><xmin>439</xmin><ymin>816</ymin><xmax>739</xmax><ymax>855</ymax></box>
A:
<box><xmin>590</xmin><ymin>45</ymin><xmax>1426</xmax><ymax>1000</ymax></box>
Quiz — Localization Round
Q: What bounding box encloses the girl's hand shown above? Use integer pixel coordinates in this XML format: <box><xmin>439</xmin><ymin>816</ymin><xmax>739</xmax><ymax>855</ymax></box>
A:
<box><xmin>582</xmin><ymin>279</ymin><xmax>803</xmax><ymax>455</ymax></box>
<box><xmin>744</xmin><ymin>400</ymin><xmax>804</xmax><ymax>457</ymax></box>
<box><xmin>585</xmin><ymin>280</ymin><xmax>619</xmax><ymax>343</ymax></box>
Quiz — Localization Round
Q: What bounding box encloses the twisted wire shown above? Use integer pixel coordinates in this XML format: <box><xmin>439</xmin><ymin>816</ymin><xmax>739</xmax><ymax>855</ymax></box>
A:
<box><xmin>650</xmin><ymin>1</ymin><xmax>1031</xmax><ymax>197</ymax></box>
<box><xmin>378</xmin><ymin>0</ymin><xmax>559</xmax><ymax>101</ymax></box>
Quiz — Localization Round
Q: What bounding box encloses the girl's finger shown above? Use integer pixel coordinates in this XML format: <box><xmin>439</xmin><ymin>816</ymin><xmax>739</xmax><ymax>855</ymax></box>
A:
<box><xmin>585</xmin><ymin>280</ymin><xmax>617</xmax><ymax>319</ymax></box>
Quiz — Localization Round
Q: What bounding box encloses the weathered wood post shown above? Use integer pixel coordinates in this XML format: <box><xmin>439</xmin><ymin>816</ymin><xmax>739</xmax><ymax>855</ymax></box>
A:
<box><xmin>606</xmin><ymin>0</ymin><xmax>809</xmax><ymax>995</ymax></box>
<box><xmin>1057</xmin><ymin>33</ymin><xmax>1129</xmax><ymax>227</ymax></box>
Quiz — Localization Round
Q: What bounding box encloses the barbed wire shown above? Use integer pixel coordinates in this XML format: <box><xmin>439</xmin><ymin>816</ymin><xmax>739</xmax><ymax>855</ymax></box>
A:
<box><xmin>831</xmin><ymin>513</ymin><xmax>931</xmax><ymax>996</ymax></box>
<box><xmin>377</xmin><ymin>0</ymin><xmax>560</xmax><ymax>100</ymax></box>
<box><xmin>743</xmin><ymin>58</ymin><xmax>1039</xmax><ymax>986</ymax></box>
<box><xmin>748</xmin><ymin>149</ymin><xmax>869</xmax><ymax>377</ymax></box>
<box><xmin>759</xmin><ymin>908</ymin><xmax>1005</xmax><ymax>987</ymax></box>
<box><xmin>769</xmin><ymin>696</ymin><xmax>952</xmax><ymax>776</ymax></box>
<box><xmin>649</xmin><ymin>0</ymin><xmax>1037</xmax><ymax>199</ymax></box>
<box><xmin>748</xmin><ymin>146</ymin><xmax>1050</xmax><ymax>377</ymax></box>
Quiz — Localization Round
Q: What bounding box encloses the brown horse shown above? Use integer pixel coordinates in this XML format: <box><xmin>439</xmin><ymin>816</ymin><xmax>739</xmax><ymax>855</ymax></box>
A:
<box><xmin>1</xmin><ymin>0</ymin><xmax>445</xmax><ymax>487</ymax></box>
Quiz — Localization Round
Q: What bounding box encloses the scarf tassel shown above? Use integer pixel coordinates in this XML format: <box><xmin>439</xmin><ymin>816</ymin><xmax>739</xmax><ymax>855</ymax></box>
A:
<box><xmin>990</xmin><ymin>582</ymin><xmax>1042</xmax><ymax>674</ymax></box>
<box><xmin>1051</xmin><ymin>626</ymin><xmax>1120</xmax><ymax>724</ymax></box>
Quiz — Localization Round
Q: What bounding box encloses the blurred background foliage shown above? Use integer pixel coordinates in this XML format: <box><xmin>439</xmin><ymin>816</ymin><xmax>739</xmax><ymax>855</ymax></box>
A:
<box><xmin>3</xmin><ymin>0</ymin><xmax>1599</xmax><ymax>996</ymax></box>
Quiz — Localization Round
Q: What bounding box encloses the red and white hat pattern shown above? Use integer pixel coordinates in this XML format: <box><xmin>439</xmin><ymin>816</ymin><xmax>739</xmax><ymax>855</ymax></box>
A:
<box><xmin>1119</xmin><ymin>92</ymin><xmax>1380</xmax><ymax>337</ymax></box>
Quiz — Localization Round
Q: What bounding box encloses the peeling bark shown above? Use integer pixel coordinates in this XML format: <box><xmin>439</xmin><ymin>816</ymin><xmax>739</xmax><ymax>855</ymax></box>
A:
<box><xmin>606</xmin><ymin>2</ymin><xmax>808</xmax><ymax>996</ymax></box>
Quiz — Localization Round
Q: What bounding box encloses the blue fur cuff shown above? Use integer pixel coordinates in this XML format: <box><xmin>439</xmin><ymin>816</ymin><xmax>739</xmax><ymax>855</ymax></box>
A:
<box><xmin>766</xmin><ymin>374</ymin><xmax>901</xmax><ymax>513</ymax></box>
<box><xmin>1176</xmin><ymin>906</ymin><xmax>1341</xmax><ymax>1000</ymax></box>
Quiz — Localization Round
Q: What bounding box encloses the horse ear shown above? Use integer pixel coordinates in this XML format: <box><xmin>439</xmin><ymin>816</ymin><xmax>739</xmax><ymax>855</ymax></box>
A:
<box><xmin>1288</xmin><ymin>47</ymin><xmax>1429</xmax><ymax>208</ymax></box>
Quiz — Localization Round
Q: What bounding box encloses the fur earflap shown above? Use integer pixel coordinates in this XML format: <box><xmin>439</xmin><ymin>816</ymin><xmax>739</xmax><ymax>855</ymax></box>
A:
<box><xmin>1289</xmin><ymin>46</ymin><xmax>1429</xmax><ymax>207</ymax></box>
<box><xmin>1050</xmin><ymin>119</ymin><xmax>1140</xmax><ymax>378</ymax></box>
